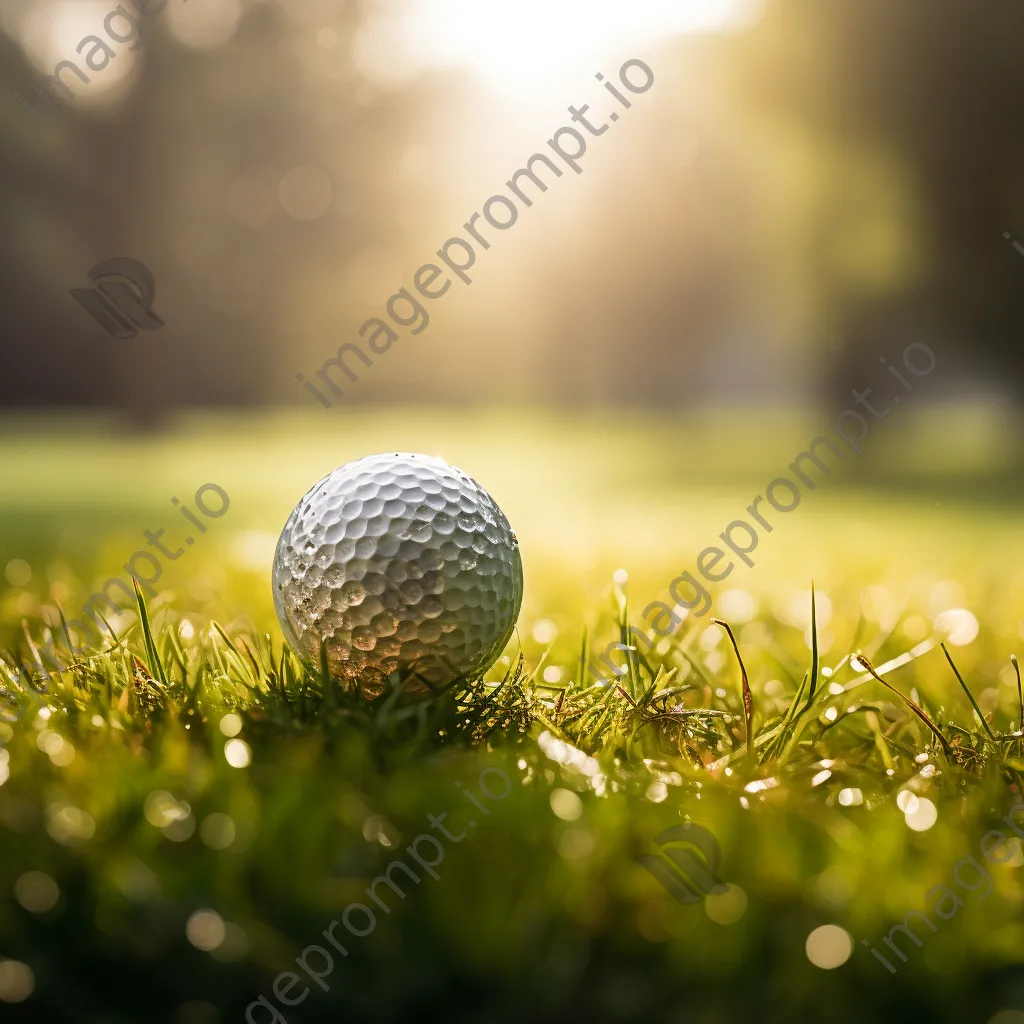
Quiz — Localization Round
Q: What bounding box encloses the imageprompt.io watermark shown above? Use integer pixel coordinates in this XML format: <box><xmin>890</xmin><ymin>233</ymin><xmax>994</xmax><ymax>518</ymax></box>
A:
<box><xmin>243</xmin><ymin>765</ymin><xmax>513</xmax><ymax>1023</ymax></box>
<box><xmin>294</xmin><ymin>56</ymin><xmax>657</xmax><ymax>410</ymax></box>
<box><xmin>1003</xmin><ymin>229</ymin><xmax>1024</xmax><ymax>259</ymax></box>
<box><xmin>70</xmin><ymin>257</ymin><xmax>164</xmax><ymax>339</ymax></box>
<box><xmin>15</xmin><ymin>481</ymin><xmax>230</xmax><ymax>683</ymax></box>
<box><xmin>13</xmin><ymin>0</ymin><xmax>184</xmax><ymax>124</ymax></box>
<box><xmin>579</xmin><ymin>340</ymin><xmax>940</xmax><ymax>683</ymax></box>
<box><xmin>863</xmin><ymin>801</ymin><xmax>1024</xmax><ymax>974</ymax></box>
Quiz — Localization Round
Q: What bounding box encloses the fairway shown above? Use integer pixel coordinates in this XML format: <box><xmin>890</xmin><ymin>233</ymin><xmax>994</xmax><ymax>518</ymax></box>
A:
<box><xmin>1</xmin><ymin>405</ymin><xmax>1021</xmax><ymax>639</ymax></box>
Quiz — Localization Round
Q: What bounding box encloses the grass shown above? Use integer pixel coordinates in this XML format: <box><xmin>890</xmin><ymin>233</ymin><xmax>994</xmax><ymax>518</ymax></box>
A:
<box><xmin>1</xmin><ymin>408</ymin><xmax>1024</xmax><ymax>1023</ymax></box>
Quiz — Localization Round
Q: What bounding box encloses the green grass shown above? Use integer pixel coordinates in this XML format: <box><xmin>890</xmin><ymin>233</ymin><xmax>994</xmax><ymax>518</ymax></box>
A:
<box><xmin>1</xmin><ymin>408</ymin><xmax>1024</xmax><ymax>1023</ymax></box>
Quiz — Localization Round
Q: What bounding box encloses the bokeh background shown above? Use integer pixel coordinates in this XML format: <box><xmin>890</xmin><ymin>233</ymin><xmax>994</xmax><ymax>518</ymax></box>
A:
<box><xmin>2</xmin><ymin>0</ymin><xmax>1024</xmax><ymax>415</ymax></box>
<box><xmin>3</xmin><ymin>2</ymin><xmax>1024</xmax><ymax>1023</ymax></box>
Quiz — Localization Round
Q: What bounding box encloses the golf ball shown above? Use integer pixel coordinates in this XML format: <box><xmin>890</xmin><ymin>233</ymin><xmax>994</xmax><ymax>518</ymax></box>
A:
<box><xmin>272</xmin><ymin>452</ymin><xmax>523</xmax><ymax>695</ymax></box>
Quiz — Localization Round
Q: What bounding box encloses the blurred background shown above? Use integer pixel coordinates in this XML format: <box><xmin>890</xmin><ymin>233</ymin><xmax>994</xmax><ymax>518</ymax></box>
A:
<box><xmin>2</xmin><ymin>0</ymin><xmax>1024</xmax><ymax>418</ymax></box>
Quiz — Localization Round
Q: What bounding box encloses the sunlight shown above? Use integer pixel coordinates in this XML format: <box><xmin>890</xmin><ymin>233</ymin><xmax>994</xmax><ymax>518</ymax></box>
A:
<box><xmin>411</xmin><ymin>0</ymin><xmax>760</xmax><ymax>92</ymax></box>
<box><xmin>356</xmin><ymin>0</ymin><xmax>762</xmax><ymax>95</ymax></box>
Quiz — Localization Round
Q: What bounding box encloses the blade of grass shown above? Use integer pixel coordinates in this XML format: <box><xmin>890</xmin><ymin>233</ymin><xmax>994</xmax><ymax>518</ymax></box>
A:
<box><xmin>21</xmin><ymin>620</ymin><xmax>56</xmax><ymax>683</ymax></box>
<box><xmin>767</xmin><ymin>671</ymin><xmax>809</xmax><ymax>762</ymax></box>
<box><xmin>807</xmin><ymin>581</ymin><xmax>819</xmax><ymax>704</ymax></box>
<box><xmin>711</xmin><ymin>618</ymin><xmax>753</xmax><ymax>758</ymax></box>
<box><xmin>940</xmin><ymin>642</ymin><xmax>996</xmax><ymax>743</ymax></box>
<box><xmin>132</xmin><ymin>577</ymin><xmax>168</xmax><ymax>686</ymax></box>
<box><xmin>1012</xmin><ymin>654</ymin><xmax>1022</xmax><ymax>734</ymax></box>
<box><xmin>864</xmin><ymin>708</ymin><xmax>896</xmax><ymax>772</ymax></box>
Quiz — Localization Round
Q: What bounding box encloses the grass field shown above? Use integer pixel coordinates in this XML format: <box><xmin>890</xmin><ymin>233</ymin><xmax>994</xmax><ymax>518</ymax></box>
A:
<box><xmin>1</xmin><ymin>407</ymin><xmax>1024</xmax><ymax>1023</ymax></box>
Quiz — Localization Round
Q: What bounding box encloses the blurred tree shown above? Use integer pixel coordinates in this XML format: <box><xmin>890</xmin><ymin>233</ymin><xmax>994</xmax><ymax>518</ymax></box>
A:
<box><xmin>734</xmin><ymin>0</ymin><xmax>1024</xmax><ymax>399</ymax></box>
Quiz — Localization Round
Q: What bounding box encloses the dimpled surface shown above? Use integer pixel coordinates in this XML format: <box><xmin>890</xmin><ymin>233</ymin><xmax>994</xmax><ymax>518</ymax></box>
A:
<box><xmin>272</xmin><ymin>453</ymin><xmax>523</xmax><ymax>696</ymax></box>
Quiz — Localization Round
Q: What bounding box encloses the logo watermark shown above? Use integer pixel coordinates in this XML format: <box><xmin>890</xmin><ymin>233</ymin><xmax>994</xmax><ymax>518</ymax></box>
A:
<box><xmin>863</xmin><ymin>801</ymin><xmax>1024</xmax><ymax>974</ymax></box>
<box><xmin>1003</xmin><ymin>229</ymin><xmax>1024</xmax><ymax>259</ymax></box>
<box><xmin>244</xmin><ymin>765</ymin><xmax>513</xmax><ymax>1022</ymax></box>
<box><xmin>582</xmin><ymin>340</ymin><xmax>940</xmax><ymax>682</ymax></box>
<box><xmin>12</xmin><ymin>481</ymin><xmax>230</xmax><ymax>684</ymax></box>
<box><xmin>636</xmin><ymin>822</ymin><xmax>727</xmax><ymax>904</ymax></box>
<box><xmin>294</xmin><ymin>56</ymin><xmax>656</xmax><ymax>410</ymax></box>
<box><xmin>70</xmin><ymin>257</ymin><xmax>164</xmax><ymax>339</ymax></box>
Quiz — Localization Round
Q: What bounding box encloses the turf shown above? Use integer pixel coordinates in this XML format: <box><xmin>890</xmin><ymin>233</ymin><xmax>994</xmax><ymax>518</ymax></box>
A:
<box><xmin>1</xmin><ymin>409</ymin><xmax>1023</xmax><ymax>1024</ymax></box>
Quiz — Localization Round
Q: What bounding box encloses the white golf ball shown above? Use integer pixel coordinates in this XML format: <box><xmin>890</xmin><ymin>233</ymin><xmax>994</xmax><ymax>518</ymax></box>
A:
<box><xmin>272</xmin><ymin>452</ymin><xmax>523</xmax><ymax>695</ymax></box>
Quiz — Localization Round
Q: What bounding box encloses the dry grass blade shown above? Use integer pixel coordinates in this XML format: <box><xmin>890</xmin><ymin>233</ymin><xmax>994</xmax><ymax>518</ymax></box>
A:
<box><xmin>1013</xmin><ymin>654</ymin><xmax>1022</xmax><ymax>734</ymax></box>
<box><xmin>856</xmin><ymin>651</ymin><xmax>952</xmax><ymax>755</ymax></box>
<box><xmin>841</xmin><ymin>638</ymin><xmax>939</xmax><ymax>694</ymax></box>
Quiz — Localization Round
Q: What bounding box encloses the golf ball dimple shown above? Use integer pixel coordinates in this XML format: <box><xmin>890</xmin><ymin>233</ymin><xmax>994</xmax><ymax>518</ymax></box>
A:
<box><xmin>272</xmin><ymin>453</ymin><xmax>523</xmax><ymax>695</ymax></box>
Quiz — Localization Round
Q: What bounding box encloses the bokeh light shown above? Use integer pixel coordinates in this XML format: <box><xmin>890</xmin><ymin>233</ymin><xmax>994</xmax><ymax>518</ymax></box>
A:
<box><xmin>805</xmin><ymin>924</ymin><xmax>853</xmax><ymax>969</ymax></box>
<box><xmin>550</xmin><ymin>788</ymin><xmax>583</xmax><ymax>821</ymax></box>
<box><xmin>705</xmin><ymin>884</ymin><xmax>747</xmax><ymax>925</ymax></box>
<box><xmin>224</xmin><ymin>738</ymin><xmax>252</xmax><ymax>768</ymax></box>
<box><xmin>186</xmin><ymin>910</ymin><xmax>226</xmax><ymax>952</ymax></box>
<box><xmin>14</xmin><ymin>871</ymin><xmax>60</xmax><ymax>914</ymax></box>
<box><xmin>905</xmin><ymin>797</ymin><xmax>938</xmax><ymax>832</ymax></box>
<box><xmin>0</xmin><ymin>960</ymin><xmax>34</xmax><ymax>1003</ymax></box>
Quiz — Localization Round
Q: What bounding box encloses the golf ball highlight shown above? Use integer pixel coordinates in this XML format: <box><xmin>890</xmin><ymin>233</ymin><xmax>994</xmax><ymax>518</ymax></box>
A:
<box><xmin>272</xmin><ymin>452</ymin><xmax>523</xmax><ymax>694</ymax></box>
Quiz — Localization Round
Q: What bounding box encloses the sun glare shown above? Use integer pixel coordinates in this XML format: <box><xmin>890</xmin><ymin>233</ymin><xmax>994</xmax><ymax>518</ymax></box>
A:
<box><xmin>358</xmin><ymin>0</ymin><xmax>762</xmax><ymax>96</ymax></box>
<box><xmin>21</xmin><ymin>0</ymin><xmax>135</xmax><ymax>95</ymax></box>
